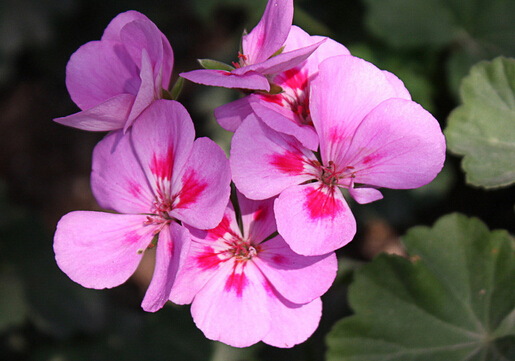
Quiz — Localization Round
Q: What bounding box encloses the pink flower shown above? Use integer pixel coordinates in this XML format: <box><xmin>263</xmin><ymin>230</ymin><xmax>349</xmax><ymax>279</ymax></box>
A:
<box><xmin>170</xmin><ymin>191</ymin><xmax>337</xmax><ymax>348</ymax></box>
<box><xmin>54</xmin><ymin>11</ymin><xmax>174</xmax><ymax>132</ymax></box>
<box><xmin>180</xmin><ymin>0</ymin><xmax>323</xmax><ymax>93</ymax></box>
<box><xmin>53</xmin><ymin>100</ymin><xmax>231</xmax><ymax>312</ymax></box>
<box><xmin>230</xmin><ymin>55</ymin><xmax>446</xmax><ymax>256</ymax></box>
<box><xmin>215</xmin><ymin>26</ymin><xmax>350</xmax><ymax>150</ymax></box>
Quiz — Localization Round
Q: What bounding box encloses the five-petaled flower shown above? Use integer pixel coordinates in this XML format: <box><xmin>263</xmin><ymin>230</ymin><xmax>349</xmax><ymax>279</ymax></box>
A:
<box><xmin>180</xmin><ymin>0</ymin><xmax>323</xmax><ymax>93</ymax></box>
<box><xmin>54</xmin><ymin>100</ymin><xmax>231</xmax><ymax>312</ymax></box>
<box><xmin>54</xmin><ymin>11</ymin><xmax>174</xmax><ymax>132</ymax></box>
<box><xmin>170</xmin><ymin>191</ymin><xmax>337</xmax><ymax>348</ymax></box>
<box><xmin>230</xmin><ymin>55</ymin><xmax>446</xmax><ymax>256</ymax></box>
<box><xmin>215</xmin><ymin>26</ymin><xmax>350</xmax><ymax>150</ymax></box>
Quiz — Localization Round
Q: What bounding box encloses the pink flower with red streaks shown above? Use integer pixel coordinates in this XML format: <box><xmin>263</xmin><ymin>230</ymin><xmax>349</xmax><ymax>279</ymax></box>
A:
<box><xmin>230</xmin><ymin>55</ymin><xmax>446</xmax><ymax>256</ymax></box>
<box><xmin>170</xmin><ymin>191</ymin><xmax>337</xmax><ymax>348</ymax></box>
<box><xmin>180</xmin><ymin>0</ymin><xmax>323</xmax><ymax>93</ymax></box>
<box><xmin>53</xmin><ymin>100</ymin><xmax>231</xmax><ymax>312</ymax></box>
<box><xmin>54</xmin><ymin>11</ymin><xmax>174</xmax><ymax>132</ymax></box>
<box><xmin>215</xmin><ymin>26</ymin><xmax>350</xmax><ymax>150</ymax></box>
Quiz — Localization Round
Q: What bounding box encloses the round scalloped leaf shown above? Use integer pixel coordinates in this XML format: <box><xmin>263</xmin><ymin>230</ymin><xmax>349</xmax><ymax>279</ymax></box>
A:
<box><xmin>327</xmin><ymin>213</ymin><xmax>515</xmax><ymax>361</ymax></box>
<box><xmin>445</xmin><ymin>57</ymin><xmax>515</xmax><ymax>188</ymax></box>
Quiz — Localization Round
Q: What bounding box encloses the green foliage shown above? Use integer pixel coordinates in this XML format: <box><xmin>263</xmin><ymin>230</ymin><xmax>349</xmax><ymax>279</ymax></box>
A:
<box><xmin>198</xmin><ymin>59</ymin><xmax>235</xmax><ymax>72</ymax></box>
<box><xmin>0</xmin><ymin>271</ymin><xmax>27</xmax><ymax>332</ymax></box>
<box><xmin>326</xmin><ymin>213</ymin><xmax>515</xmax><ymax>361</ymax></box>
<box><xmin>445</xmin><ymin>57</ymin><xmax>515</xmax><ymax>188</ymax></box>
<box><xmin>363</xmin><ymin>0</ymin><xmax>515</xmax><ymax>93</ymax></box>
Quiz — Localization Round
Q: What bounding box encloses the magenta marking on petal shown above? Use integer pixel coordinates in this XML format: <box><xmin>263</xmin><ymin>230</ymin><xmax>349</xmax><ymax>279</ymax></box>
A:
<box><xmin>259</xmin><ymin>93</ymin><xmax>284</xmax><ymax>106</ymax></box>
<box><xmin>362</xmin><ymin>154</ymin><xmax>377</xmax><ymax>165</ymax></box>
<box><xmin>125</xmin><ymin>230</ymin><xmax>142</xmax><ymax>245</ymax></box>
<box><xmin>175</xmin><ymin>170</ymin><xmax>208</xmax><ymax>208</ymax></box>
<box><xmin>278</xmin><ymin>67</ymin><xmax>308</xmax><ymax>93</ymax></box>
<box><xmin>272</xmin><ymin>254</ymin><xmax>286</xmax><ymax>265</ymax></box>
<box><xmin>270</xmin><ymin>150</ymin><xmax>305</xmax><ymax>175</ymax></box>
<box><xmin>167</xmin><ymin>237</ymin><xmax>174</xmax><ymax>255</ymax></box>
<box><xmin>218</xmin><ymin>70</ymin><xmax>233</xmax><ymax>76</ymax></box>
<box><xmin>207</xmin><ymin>216</ymin><xmax>232</xmax><ymax>240</ymax></box>
<box><xmin>253</xmin><ymin>205</ymin><xmax>268</xmax><ymax>221</ymax></box>
<box><xmin>128</xmin><ymin>181</ymin><xmax>143</xmax><ymax>198</ymax></box>
<box><xmin>224</xmin><ymin>267</ymin><xmax>248</xmax><ymax>297</ymax></box>
<box><xmin>150</xmin><ymin>146</ymin><xmax>174</xmax><ymax>180</ymax></box>
<box><xmin>328</xmin><ymin>127</ymin><xmax>345</xmax><ymax>144</ymax></box>
<box><xmin>196</xmin><ymin>246</ymin><xmax>222</xmax><ymax>270</ymax></box>
<box><xmin>304</xmin><ymin>185</ymin><xmax>343</xmax><ymax>220</ymax></box>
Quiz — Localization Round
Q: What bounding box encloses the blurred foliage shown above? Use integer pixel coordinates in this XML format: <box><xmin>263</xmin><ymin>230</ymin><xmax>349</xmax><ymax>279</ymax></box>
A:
<box><xmin>1</xmin><ymin>0</ymin><xmax>515</xmax><ymax>360</ymax></box>
<box><xmin>327</xmin><ymin>213</ymin><xmax>515</xmax><ymax>360</ymax></box>
<box><xmin>363</xmin><ymin>0</ymin><xmax>515</xmax><ymax>95</ymax></box>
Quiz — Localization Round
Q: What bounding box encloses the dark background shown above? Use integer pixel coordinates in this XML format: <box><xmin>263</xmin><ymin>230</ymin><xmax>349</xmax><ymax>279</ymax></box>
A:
<box><xmin>1</xmin><ymin>0</ymin><xmax>514</xmax><ymax>360</ymax></box>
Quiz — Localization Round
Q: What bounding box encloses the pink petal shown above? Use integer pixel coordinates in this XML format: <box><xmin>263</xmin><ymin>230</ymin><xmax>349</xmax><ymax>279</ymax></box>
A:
<box><xmin>253</xmin><ymin>235</ymin><xmax>337</xmax><ymax>304</ymax></box>
<box><xmin>249</xmin><ymin>95</ymin><xmax>319</xmax><ymax>151</ymax></box>
<box><xmin>348</xmin><ymin>187</ymin><xmax>384</xmax><ymax>204</ymax></box>
<box><xmin>233</xmin><ymin>40</ymin><xmax>324</xmax><ymax>76</ymax></box>
<box><xmin>119</xmin><ymin>19</ymin><xmax>164</xmax><ymax>79</ymax></box>
<box><xmin>130</xmin><ymin>100</ymin><xmax>195</xmax><ymax>197</ymax></box>
<box><xmin>160</xmin><ymin>35</ymin><xmax>174</xmax><ymax>91</ymax></box>
<box><xmin>91</xmin><ymin>128</ymin><xmax>154</xmax><ymax>214</ymax></box>
<box><xmin>310</xmin><ymin>55</ymin><xmax>399</xmax><ymax>165</ymax></box>
<box><xmin>283</xmin><ymin>26</ymin><xmax>350</xmax><ymax>66</ymax></box>
<box><xmin>262</xmin><ymin>296</ymin><xmax>322</xmax><ymax>348</ymax></box>
<box><xmin>213</xmin><ymin>96</ymin><xmax>254</xmax><ymax>132</ymax></box>
<box><xmin>242</xmin><ymin>0</ymin><xmax>294</xmax><ymax>64</ymax></box>
<box><xmin>190</xmin><ymin>260</ymin><xmax>271</xmax><ymax>347</ymax></box>
<box><xmin>141</xmin><ymin>222</ymin><xmax>190</xmax><ymax>312</ymax></box>
<box><xmin>172</xmin><ymin>207</ymin><xmax>241</xmax><ymax>305</ymax></box>
<box><xmin>54</xmin><ymin>94</ymin><xmax>135</xmax><ymax>131</ymax></box>
<box><xmin>54</xmin><ymin>211</ymin><xmax>155</xmax><ymax>289</ymax></box>
<box><xmin>274</xmin><ymin>183</ymin><xmax>356</xmax><ymax>255</ymax></box>
<box><xmin>125</xmin><ymin>48</ymin><xmax>157</xmax><ymax>130</ymax></box>
<box><xmin>237</xmin><ymin>192</ymin><xmax>277</xmax><ymax>243</ymax></box>
<box><xmin>230</xmin><ymin>114</ymin><xmax>316</xmax><ymax>200</ymax></box>
<box><xmin>65</xmin><ymin>40</ymin><xmax>139</xmax><ymax>110</ymax></box>
<box><xmin>179</xmin><ymin>69</ymin><xmax>270</xmax><ymax>91</ymax></box>
<box><xmin>342</xmin><ymin>98</ymin><xmax>446</xmax><ymax>189</ymax></box>
<box><xmin>170</xmin><ymin>137</ymin><xmax>231</xmax><ymax>230</ymax></box>
<box><xmin>382</xmin><ymin>70</ymin><xmax>411</xmax><ymax>100</ymax></box>
<box><xmin>101</xmin><ymin>11</ymin><xmax>150</xmax><ymax>42</ymax></box>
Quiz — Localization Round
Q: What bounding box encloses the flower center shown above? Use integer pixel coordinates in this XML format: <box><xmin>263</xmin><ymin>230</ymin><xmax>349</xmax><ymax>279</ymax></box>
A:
<box><xmin>320</xmin><ymin>161</ymin><xmax>340</xmax><ymax>186</ymax></box>
<box><xmin>226</xmin><ymin>238</ymin><xmax>258</xmax><ymax>262</ymax></box>
<box><xmin>232</xmin><ymin>52</ymin><xmax>248</xmax><ymax>69</ymax></box>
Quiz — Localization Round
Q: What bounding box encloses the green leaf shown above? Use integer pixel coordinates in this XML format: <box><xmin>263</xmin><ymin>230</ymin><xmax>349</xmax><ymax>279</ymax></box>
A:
<box><xmin>327</xmin><ymin>213</ymin><xmax>515</xmax><ymax>361</ymax></box>
<box><xmin>445</xmin><ymin>57</ymin><xmax>515</xmax><ymax>188</ymax></box>
<box><xmin>198</xmin><ymin>59</ymin><xmax>235</xmax><ymax>72</ymax></box>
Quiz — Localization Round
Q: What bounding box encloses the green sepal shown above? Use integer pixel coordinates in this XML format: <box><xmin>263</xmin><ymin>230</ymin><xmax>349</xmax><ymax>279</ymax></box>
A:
<box><xmin>198</xmin><ymin>59</ymin><xmax>235</xmax><ymax>72</ymax></box>
<box><xmin>169</xmin><ymin>77</ymin><xmax>184</xmax><ymax>100</ymax></box>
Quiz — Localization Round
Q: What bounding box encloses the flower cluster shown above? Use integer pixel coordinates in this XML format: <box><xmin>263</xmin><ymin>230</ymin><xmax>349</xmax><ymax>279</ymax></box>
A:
<box><xmin>53</xmin><ymin>0</ymin><xmax>445</xmax><ymax>349</ymax></box>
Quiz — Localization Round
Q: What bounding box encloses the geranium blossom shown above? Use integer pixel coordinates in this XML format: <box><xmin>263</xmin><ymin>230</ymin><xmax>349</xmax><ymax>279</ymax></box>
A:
<box><xmin>54</xmin><ymin>100</ymin><xmax>231</xmax><ymax>312</ymax></box>
<box><xmin>215</xmin><ymin>25</ymin><xmax>350</xmax><ymax>149</ymax></box>
<box><xmin>180</xmin><ymin>0</ymin><xmax>323</xmax><ymax>93</ymax></box>
<box><xmin>170</xmin><ymin>191</ymin><xmax>337</xmax><ymax>348</ymax></box>
<box><xmin>230</xmin><ymin>55</ymin><xmax>446</xmax><ymax>256</ymax></box>
<box><xmin>54</xmin><ymin>11</ymin><xmax>174</xmax><ymax>132</ymax></box>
